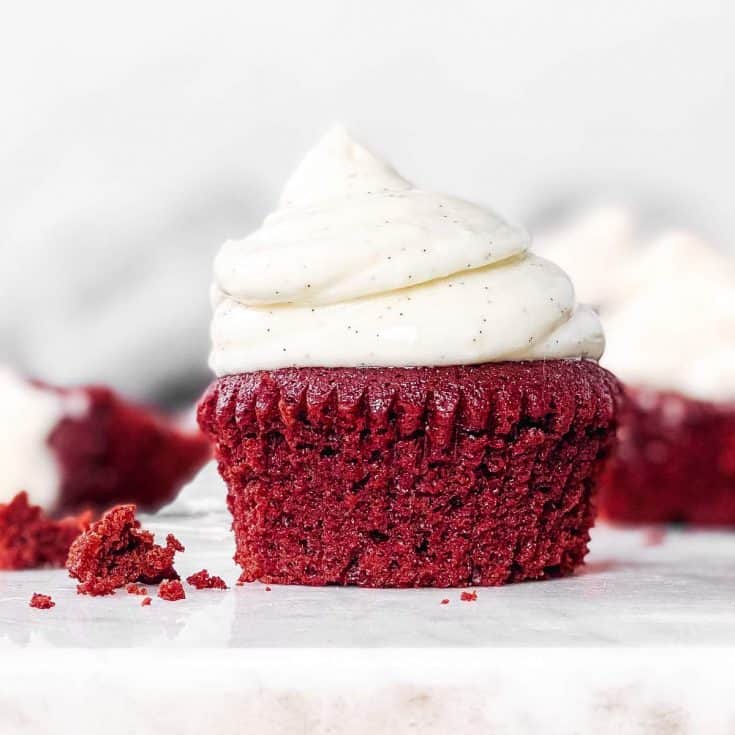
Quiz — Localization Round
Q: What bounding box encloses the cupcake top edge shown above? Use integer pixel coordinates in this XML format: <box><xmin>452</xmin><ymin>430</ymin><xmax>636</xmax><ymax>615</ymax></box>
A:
<box><xmin>209</xmin><ymin>126</ymin><xmax>604</xmax><ymax>375</ymax></box>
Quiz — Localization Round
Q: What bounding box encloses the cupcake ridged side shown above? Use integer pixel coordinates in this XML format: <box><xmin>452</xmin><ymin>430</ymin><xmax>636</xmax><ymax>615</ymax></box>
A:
<box><xmin>199</xmin><ymin>360</ymin><xmax>620</xmax><ymax>587</ymax></box>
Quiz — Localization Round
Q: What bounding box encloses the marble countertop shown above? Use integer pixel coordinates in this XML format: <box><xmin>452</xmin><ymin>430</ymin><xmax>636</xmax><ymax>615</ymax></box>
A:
<box><xmin>2</xmin><ymin>463</ymin><xmax>734</xmax><ymax>648</ymax></box>
<box><xmin>1</xmin><ymin>464</ymin><xmax>734</xmax><ymax>733</ymax></box>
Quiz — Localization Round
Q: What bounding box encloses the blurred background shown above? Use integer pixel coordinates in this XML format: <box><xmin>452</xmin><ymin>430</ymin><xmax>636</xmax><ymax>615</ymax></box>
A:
<box><xmin>2</xmin><ymin>0</ymin><xmax>732</xmax><ymax>408</ymax></box>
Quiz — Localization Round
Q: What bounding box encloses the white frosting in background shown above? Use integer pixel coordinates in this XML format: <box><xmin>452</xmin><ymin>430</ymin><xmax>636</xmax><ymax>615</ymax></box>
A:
<box><xmin>210</xmin><ymin>126</ymin><xmax>603</xmax><ymax>375</ymax></box>
<box><xmin>0</xmin><ymin>367</ymin><xmax>89</xmax><ymax>508</ymax></box>
<box><xmin>602</xmin><ymin>233</ymin><xmax>735</xmax><ymax>403</ymax></box>
<box><xmin>534</xmin><ymin>206</ymin><xmax>636</xmax><ymax>310</ymax></box>
<box><xmin>538</xmin><ymin>207</ymin><xmax>735</xmax><ymax>402</ymax></box>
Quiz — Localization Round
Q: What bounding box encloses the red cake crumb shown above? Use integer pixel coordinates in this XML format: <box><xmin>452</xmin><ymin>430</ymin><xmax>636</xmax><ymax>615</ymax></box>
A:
<box><xmin>440</xmin><ymin>598</ymin><xmax>450</xmax><ymax>605</ymax></box>
<box><xmin>0</xmin><ymin>492</ymin><xmax>91</xmax><ymax>570</ymax></box>
<box><xmin>265</xmin><ymin>586</ymin><xmax>272</xmax><ymax>592</ymax></box>
<box><xmin>158</xmin><ymin>579</ymin><xmax>185</xmax><ymax>601</ymax></box>
<box><xmin>46</xmin><ymin>384</ymin><xmax>211</xmax><ymax>515</ymax></box>
<box><xmin>66</xmin><ymin>504</ymin><xmax>183</xmax><ymax>596</ymax></box>
<box><xmin>186</xmin><ymin>569</ymin><xmax>228</xmax><ymax>590</ymax></box>
<box><xmin>167</xmin><ymin>534</ymin><xmax>185</xmax><ymax>553</ymax></box>
<box><xmin>460</xmin><ymin>590</ymin><xmax>478</xmax><ymax>602</ymax></box>
<box><xmin>126</xmin><ymin>583</ymin><xmax>148</xmax><ymax>595</ymax></box>
<box><xmin>199</xmin><ymin>361</ymin><xmax>619</xmax><ymax>587</ymax></box>
<box><xmin>599</xmin><ymin>388</ymin><xmax>735</xmax><ymax>525</ymax></box>
<box><xmin>643</xmin><ymin>527</ymin><xmax>667</xmax><ymax>547</ymax></box>
<box><xmin>141</xmin><ymin>596</ymin><xmax>152</xmax><ymax>607</ymax></box>
<box><xmin>29</xmin><ymin>593</ymin><xmax>55</xmax><ymax>610</ymax></box>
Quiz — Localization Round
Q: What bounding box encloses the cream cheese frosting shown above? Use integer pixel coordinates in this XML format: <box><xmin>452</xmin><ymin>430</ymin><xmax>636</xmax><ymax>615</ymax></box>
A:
<box><xmin>210</xmin><ymin>126</ymin><xmax>604</xmax><ymax>375</ymax></box>
<box><xmin>536</xmin><ymin>204</ymin><xmax>735</xmax><ymax>403</ymax></box>
<box><xmin>602</xmin><ymin>232</ymin><xmax>735</xmax><ymax>402</ymax></box>
<box><xmin>0</xmin><ymin>367</ymin><xmax>88</xmax><ymax>508</ymax></box>
<box><xmin>534</xmin><ymin>206</ymin><xmax>637</xmax><ymax>310</ymax></box>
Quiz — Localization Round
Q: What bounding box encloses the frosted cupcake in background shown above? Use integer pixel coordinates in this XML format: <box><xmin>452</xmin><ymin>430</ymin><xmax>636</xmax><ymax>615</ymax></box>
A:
<box><xmin>0</xmin><ymin>367</ymin><xmax>211</xmax><ymax>569</ymax></box>
<box><xmin>199</xmin><ymin>127</ymin><xmax>620</xmax><ymax>587</ymax></box>
<box><xmin>537</xmin><ymin>215</ymin><xmax>735</xmax><ymax>525</ymax></box>
<box><xmin>531</xmin><ymin>206</ymin><xmax>637</xmax><ymax>311</ymax></box>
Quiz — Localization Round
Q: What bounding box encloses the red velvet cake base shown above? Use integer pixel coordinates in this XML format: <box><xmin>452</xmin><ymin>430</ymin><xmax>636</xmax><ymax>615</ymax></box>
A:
<box><xmin>599</xmin><ymin>388</ymin><xmax>735</xmax><ymax>525</ymax></box>
<box><xmin>198</xmin><ymin>361</ymin><xmax>619</xmax><ymax>587</ymax></box>
<box><xmin>48</xmin><ymin>385</ymin><xmax>210</xmax><ymax>515</ymax></box>
<box><xmin>0</xmin><ymin>492</ymin><xmax>91</xmax><ymax>570</ymax></box>
<box><xmin>66</xmin><ymin>504</ymin><xmax>184</xmax><ymax>595</ymax></box>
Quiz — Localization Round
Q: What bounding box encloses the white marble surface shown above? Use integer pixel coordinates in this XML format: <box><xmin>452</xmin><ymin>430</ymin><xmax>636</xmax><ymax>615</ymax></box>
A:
<box><xmin>1</xmin><ymin>463</ymin><xmax>735</xmax><ymax>648</ymax></box>
<box><xmin>1</xmin><ymin>464</ymin><xmax>735</xmax><ymax>732</ymax></box>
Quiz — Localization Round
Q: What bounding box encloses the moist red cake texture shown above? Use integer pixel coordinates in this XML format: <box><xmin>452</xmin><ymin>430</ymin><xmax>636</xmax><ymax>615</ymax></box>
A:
<box><xmin>599</xmin><ymin>388</ymin><xmax>735</xmax><ymax>525</ymax></box>
<box><xmin>186</xmin><ymin>569</ymin><xmax>228</xmax><ymax>590</ymax></box>
<box><xmin>46</xmin><ymin>383</ymin><xmax>211</xmax><ymax>515</ymax></box>
<box><xmin>29</xmin><ymin>593</ymin><xmax>55</xmax><ymax>610</ymax></box>
<box><xmin>158</xmin><ymin>579</ymin><xmax>186</xmax><ymax>601</ymax></box>
<box><xmin>0</xmin><ymin>492</ymin><xmax>91</xmax><ymax>570</ymax></box>
<box><xmin>66</xmin><ymin>504</ymin><xmax>184</xmax><ymax>596</ymax></box>
<box><xmin>198</xmin><ymin>360</ymin><xmax>619</xmax><ymax>587</ymax></box>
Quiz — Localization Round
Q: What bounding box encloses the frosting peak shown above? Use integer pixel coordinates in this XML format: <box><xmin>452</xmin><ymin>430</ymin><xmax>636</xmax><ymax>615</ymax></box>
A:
<box><xmin>210</xmin><ymin>128</ymin><xmax>603</xmax><ymax>376</ymax></box>
<box><xmin>279</xmin><ymin>124</ymin><xmax>411</xmax><ymax>208</ymax></box>
<box><xmin>215</xmin><ymin>126</ymin><xmax>531</xmax><ymax>308</ymax></box>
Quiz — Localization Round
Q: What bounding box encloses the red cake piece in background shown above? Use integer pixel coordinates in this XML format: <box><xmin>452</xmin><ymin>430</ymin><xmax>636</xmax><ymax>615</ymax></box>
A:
<box><xmin>49</xmin><ymin>385</ymin><xmax>211</xmax><ymax>514</ymax></box>
<box><xmin>1</xmin><ymin>367</ymin><xmax>211</xmax><ymax>518</ymax></box>
<box><xmin>199</xmin><ymin>361</ymin><xmax>619</xmax><ymax>587</ymax></box>
<box><xmin>0</xmin><ymin>492</ymin><xmax>91</xmax><ymax>570</ymax></box>
<box><xmin>158</xmin><ymin>579</ymin><xmax>186</xmax><ymax>601</ymax></box>
<box><xmin>29</xmin><ymin>593</ymin><xmax>55</xmax><ymax>610</ymax></box>
<box><xmin>599</xmin><ymin>388</ymin><xmax>735</xmax><ymax>525</ymax></box>
<box><xmin>186</xmin><ymin>569</ymin><xmax>228</xmax><ymax>590</ymax></box>
<box><xmin>66</xmin><ymin>504</ymin><xmax>184</xmax><ymax>596</ymax></box>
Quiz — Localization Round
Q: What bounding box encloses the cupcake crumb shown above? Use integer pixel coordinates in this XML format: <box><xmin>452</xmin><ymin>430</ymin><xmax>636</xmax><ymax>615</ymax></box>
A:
<box><xmin>29</xmin><ymin>593</ymin><xmax>55</xmax><ymax>610</ymax></box>
<box><xmin>186</xmin><ymin>569</ymin><xmax>228</xmax><ymax>590</ymax></box>
<box><xmin>158</xmin><ymin>579</ymin><xmax>186</xmax><ymax>602</ymax></box>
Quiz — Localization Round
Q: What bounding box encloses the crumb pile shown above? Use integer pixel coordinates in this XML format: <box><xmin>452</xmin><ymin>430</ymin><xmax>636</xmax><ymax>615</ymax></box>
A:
<box><xmin>66</xmin><ymin>504</ymin><xmax>183</xmax><ymax>596</ymax></box>
<box><xmin>186</xmin><ymin>569</ymin><xmax>228</xmax><ymax>590</ymax></box>
<box><xmin>0</xmin><ymin>492</ymin><xmax>91</xmax><ymax>570</ymax></box>
<box><xmin>158</xmin><ymin>579</ymin><xmax>185</xmax><ymax>601</ymax></box>
<box><xmin>29</xmin><ymin>593</ymin><xmax>55</xmax><ymax>609</ymax></box>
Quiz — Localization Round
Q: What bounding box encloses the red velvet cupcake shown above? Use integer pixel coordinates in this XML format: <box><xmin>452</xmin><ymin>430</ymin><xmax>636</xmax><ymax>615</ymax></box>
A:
<box><xmin>0</xmin><ymin>367</ymin><xmax>210</xmax><ymax>517</ymax></box>
<box><xmin>580</xmin><ymin>232</ymin><xmax>735</xmax><ymax>525</ymax></box>
<box><xmin>599</xmin><ymin>388</ymin><xmax>735</xmax><ymax>524</ymax></box>
<box><xmin>200</xmin><ymin>127</ymin><xmax>619</xmax><ymax>586</ymax></box>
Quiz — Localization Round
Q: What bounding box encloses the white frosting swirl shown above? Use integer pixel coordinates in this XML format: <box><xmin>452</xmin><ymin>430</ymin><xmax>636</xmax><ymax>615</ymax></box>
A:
<box><xmin>0</xmin><ymin>367</ymin><xmax>89</xmax><ymax>508</ymax></box>
<box><xmin>210</xmin><ymin>126</ymin><xmax>603</xmax><ymax>375</ymax></box>
<box><xmin>602</xmin><ymin>232</ymin><xmax>735</xmax><ymax>402</ymax></box>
